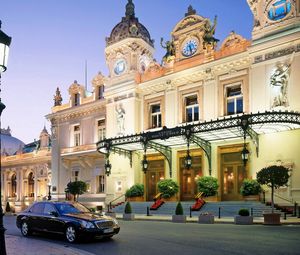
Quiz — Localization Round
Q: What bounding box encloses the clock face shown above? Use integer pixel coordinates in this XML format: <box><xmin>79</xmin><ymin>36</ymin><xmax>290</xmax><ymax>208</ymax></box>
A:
<box><xmin>182</xmin><ymin>39</ymin><xmax>198</xmax><ymax>57</ymax></box>
<box><xmin>114</xmin><ymin>59</ymin><xmax>126</xmax><ymax>75</ymax></box>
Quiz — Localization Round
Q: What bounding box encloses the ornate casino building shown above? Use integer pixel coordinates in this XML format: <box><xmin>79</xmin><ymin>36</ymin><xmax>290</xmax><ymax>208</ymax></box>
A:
<box><xmin>2</xmin><ymin>0</ymin><xmax>300</xmax><ymax>211</ymax></box>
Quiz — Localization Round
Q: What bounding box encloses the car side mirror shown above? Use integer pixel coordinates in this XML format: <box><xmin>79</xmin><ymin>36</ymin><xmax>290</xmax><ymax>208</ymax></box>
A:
<box><xmin>50</xmin><ymin>211</ymin><xmax>59</xmax><ymax>217</ymax></box>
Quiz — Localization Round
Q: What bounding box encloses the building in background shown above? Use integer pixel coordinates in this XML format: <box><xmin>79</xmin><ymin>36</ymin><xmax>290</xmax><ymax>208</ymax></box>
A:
<box><xmin>2</xmin><ymin>0</ymin><xmax>300</xmax><ymax>211</ymax></box>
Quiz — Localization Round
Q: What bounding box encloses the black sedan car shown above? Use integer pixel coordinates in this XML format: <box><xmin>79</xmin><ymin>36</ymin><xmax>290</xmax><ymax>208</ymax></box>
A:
<box><xmin>16</xmin><ymin>201</ymin><xmax>120</xmax><ymax>243</ymax></box>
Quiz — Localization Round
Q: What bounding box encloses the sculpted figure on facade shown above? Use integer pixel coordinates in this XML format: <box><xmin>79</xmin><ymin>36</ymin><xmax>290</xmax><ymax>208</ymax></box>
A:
<box><xmin>115</xmin><ymin>104</ymin><xmax>125</xmax><ymax>134</ymax></box>
<box><xmin>160</xmin><ymin>37</ymin><xmax>176</xmax><ymax>63</ymax></box>
<box><xmin>54</xmin><ymin>87</ymin><xmax>63</xmax><ymax>106</ymax></box>
<box><xmin>203</xmin><ymin>15</ymin><xmax>219</xmax><ymax>49</ymax></box>
<box><xmin>270</xmin><ymin>63</ymin><xmax>290</xmax><ymax>108</ymax></box>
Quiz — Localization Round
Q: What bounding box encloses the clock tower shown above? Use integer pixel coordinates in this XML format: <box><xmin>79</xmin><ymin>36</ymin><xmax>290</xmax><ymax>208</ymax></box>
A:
<box><xmin>105</xmin><ymin>0</ymin><xmax>155</xmax><ymax>84</ymax></box>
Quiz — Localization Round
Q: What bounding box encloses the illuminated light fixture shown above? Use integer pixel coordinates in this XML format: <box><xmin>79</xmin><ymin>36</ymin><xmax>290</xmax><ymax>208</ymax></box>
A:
<box><xmin>141</xmin><ymin>135</ymin><xmax>148</xmax><ymax>174</ymax></box>
<box><xmin>240</xmin><ymin>115</ymin><xmax>250</xmax><ymax>167</ymax></box>
<box><xmin>185</xmin><ymin>127</ymin><xmax>192</xmax><ymax>169</ymax></box>
<box><xmin>105</xmin><ymin>159</ymin><xmax>112</xmax><ymax>176</ymax></box>
<box><xmin>142</xmin><ymin>154</ymin><xmax>148</xmax><ymax>174</ymax></box>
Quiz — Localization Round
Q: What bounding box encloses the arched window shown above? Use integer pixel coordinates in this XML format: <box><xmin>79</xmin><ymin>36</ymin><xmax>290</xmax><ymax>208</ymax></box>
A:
<box><xmin>28</xmin><ymin>172</ymin><xmax>34</xmax><ymax>197</ymax></box>
<box><xmin>11</xmin><ymin>174</ymin><xmax>17</xmax><ymax>197</ymax></box>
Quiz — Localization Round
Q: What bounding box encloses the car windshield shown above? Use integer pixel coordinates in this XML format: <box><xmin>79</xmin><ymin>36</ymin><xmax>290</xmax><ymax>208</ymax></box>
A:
<box><xmin>55</xmin><ymin>203</ymin><xmax>90</xmax><ymax>214</ymax></box>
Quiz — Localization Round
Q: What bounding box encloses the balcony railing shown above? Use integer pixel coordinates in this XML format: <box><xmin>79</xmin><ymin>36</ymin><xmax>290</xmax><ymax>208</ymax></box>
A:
<box><xmin>61</xmin><ymin>144</ymin><xmax>97</xmax><ymax>155</ymax></box>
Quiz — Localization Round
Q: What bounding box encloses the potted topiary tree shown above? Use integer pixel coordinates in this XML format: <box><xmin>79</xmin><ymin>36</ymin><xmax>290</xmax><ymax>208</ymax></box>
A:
<box><xmin>65</xmin><ymin>181</ymin><xmax>88</xmax><ymax>201</ymax></box>
<box><xmin>196</xmin><ymin>176</ymin><xmax>219</xmax><ymax>201</ymax></box>
<box><xmin>172</xmin><ymin>202</ymin><xmax>186</xmax><ymax>223</ymax></box>
<box><xmin>123</xmin><ymin>201</ymin><xmax>135</xmax><ymax>221</ymax></box>
<box><xmin>157</xmin><ymin>179</ymin><xmax>179</xmax><ymax>201</ymax></box>
<box><xmin>257</xmin><ymin>165</ymin><xmax>290</xmax><ymax>225</ymax></box>
<box><xmin>234</xmin><ymin>208</ymin><xmax>253</xmax><ymax>225</ymax></box>
<box><xmin>125</xmin><ymin>184</ymin><xmax>144</xmax><ymax>202</ymax></box>
<box><xmin>240</xmin><ymin>179</ymin><xmax>262</xmax><ymax>201</ymax></box>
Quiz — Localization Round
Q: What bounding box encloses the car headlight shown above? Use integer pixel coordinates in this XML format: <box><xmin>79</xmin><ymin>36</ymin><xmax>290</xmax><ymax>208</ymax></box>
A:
<box><xmin>80</xmin><ymin>220</ymin><xmax>95</xmax><ymax>229</ymax></box>
<box><xmin>112</xmin><ymin>218</ymin><xmax>119</xmax><ymax>226</ymax></box>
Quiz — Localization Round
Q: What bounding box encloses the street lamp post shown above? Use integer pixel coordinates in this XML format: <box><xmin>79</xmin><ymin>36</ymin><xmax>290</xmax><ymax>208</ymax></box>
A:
<box><xmin>47</xmin><ymin>183</ymin><xmax>52</xmax><ymax>201</ymax></box>
<box><xmin>0</xmin><ymin>20</ymin><xmax>12</xmax><ymax>255</ymax></box>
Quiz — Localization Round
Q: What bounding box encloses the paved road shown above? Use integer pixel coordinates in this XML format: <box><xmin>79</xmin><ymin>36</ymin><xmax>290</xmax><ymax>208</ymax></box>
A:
<box><xmin>4</xmin><ymin>216</ymin><xmax>300</xmax><ymax>255</ymax></box>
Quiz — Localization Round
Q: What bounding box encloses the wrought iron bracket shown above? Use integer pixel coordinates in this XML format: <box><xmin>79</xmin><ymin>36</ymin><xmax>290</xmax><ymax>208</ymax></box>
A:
<box><xmin>246</xmin><ymin>127</ymin><xmax>259</xmax><ymax>157</ymax></box>
<box><xmin>190</xmin><ymin>134</ymin><xmax>212</xmax><ymax>176</ymax></box>
<box><xmin>148</xmin><ymin>141</ymin><xmax>173</xmax><ymax>178</ymax></box>
<box><xmin>110</xmin><ymin>147</ymin><xmax>133</xmax><ymax>168</ymax></box>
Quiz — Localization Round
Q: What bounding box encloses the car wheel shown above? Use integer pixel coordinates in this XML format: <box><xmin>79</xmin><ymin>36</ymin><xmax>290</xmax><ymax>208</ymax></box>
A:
<box><xmin>21</xmin><ymin>221</ymin><xmax>31</xmax><ymax>237</ymax></box>
<box><xmin>65</xmin><ymin>225</ymin><xmax>77</xmax><ymax>243</ymax></box>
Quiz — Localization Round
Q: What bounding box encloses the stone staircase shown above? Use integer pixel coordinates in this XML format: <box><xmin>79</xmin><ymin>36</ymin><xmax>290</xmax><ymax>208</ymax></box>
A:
<box><xmin>110</xmin><ymin>201</ymin><xmax>285</xmax><ymax>217</ymax></box>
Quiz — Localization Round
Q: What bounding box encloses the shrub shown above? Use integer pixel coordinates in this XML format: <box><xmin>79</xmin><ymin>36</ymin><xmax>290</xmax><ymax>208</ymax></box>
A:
<box><xmin>124</xmin><ymin>202</ymin><xmax>132</xmax><ymax>214</ymax></box>
<box><xmin>5</xmin><ymin>202</ymin><xmax>11</xmax><ymax>213</ymax></box>
<box><xmin>125</xmin><ymin>184</ymin><xmax>144</xmax><ymax>198</ymax></box>
<box><xmin>196</xmin><ymin>176</ymin><xmax>219</xmax><ymax>197</ymax></box>
<box><xmin>157</xmin><ymin>179</ymin><xmax>179</xmax><ymax>199</ymax></box>
<box><xmin>175</xmin><ymin>202</ymin><xmax>184</xmax><ymax>215</ymax></box>
<box><xmin>238</xmin><ymin>208</ymin><xmax>250</xmax><ymax>216</ymax></box>
<box><xmin>240</xmin><ymin>179</ymin><xmax>261</xmax><ymax>196</ymax></box>
<box><xmin>257</xmin><ymin>165</ymin><xmax>290</xmax><ymax>213</ymax></box>
<box><xmin>65</xmin><ymin>181</ymin><xmax>88</xmax><ymax>201</ymax></box>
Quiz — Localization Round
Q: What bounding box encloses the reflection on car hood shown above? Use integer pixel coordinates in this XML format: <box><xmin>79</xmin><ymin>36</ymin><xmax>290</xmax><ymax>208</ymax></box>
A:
<box><xmin>64</xmin><ymin>213</ymin><xmax>112</xmax><ymax>221</ymax></box>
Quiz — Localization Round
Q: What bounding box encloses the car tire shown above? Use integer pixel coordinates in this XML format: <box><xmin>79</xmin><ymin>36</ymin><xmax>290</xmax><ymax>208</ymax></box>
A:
<box><xmin>65</xmin><ymin>225</ymin><xmax>78</xmax><ymax>243</ymax></box>
<box><xmin>21</xmin><ymin>221</ymin><xmax>31</xmax><ymax>237</ymax></box>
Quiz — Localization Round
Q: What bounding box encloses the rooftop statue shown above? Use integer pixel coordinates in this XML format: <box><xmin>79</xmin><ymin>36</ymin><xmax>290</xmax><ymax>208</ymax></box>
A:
<box><xmin>203</xmin><ymin>16</ymin><xmax>219</xmax><ymax>49</ymax></box>
<box><xmin>161</xmin><ymin>37</ymin><xmax>176</xmax><ymax>63</ymax></box>
<box><xmin>54</xmin><ymin>87</ymin><xmax>63</xmax><ymax>106</ymax></box>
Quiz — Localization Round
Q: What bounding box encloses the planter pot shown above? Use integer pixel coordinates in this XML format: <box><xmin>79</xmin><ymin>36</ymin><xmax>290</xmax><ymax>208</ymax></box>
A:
<box><xmin>203</xmin><ymin>195</ymin><xmax>218</xmax><ymax>202</ymax></box>
<box><xmin>198</xmin><ymin>215</ymin><xmax>214</xmax><ymax>224</ymax></box>
<box><xmin>127</xmin><ymin>196</ymin><xmax>144</xmax><ymax>202</ymax></box>
<box><xmin>105</xmin><ymin>212</ymin><xmax>116</xmax><ymax>218</ymax></box>
<box><xmin>243</xmin><ymin>195</ymin><xmax>260</xmax><ymax>201</ymax></box>
<box><xmin>263</xmin><ymin>213</ymin><xmax>281</xmax><ymax>225</ymax></box>
<box><xmin>172</xmin><ymin>215</ymin><xmax>186</xmax><ymax>223</ymax></box>
<box><xmin>234</xmin><ymin>215</ymin><xmax>253</xmax><ymax>225</ymax></box>
<box><xmin>123</xmin><ymin>213</ymin><xmax>135</xmax><ymax>221</ymax></box>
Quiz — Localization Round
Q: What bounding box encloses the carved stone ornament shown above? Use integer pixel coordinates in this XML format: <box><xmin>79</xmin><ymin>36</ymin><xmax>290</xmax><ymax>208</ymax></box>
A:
<box><xmin>115</xmin><ymin>103</ymin><xmax>125</xmax><ymax>135</ymax></box>
<box><xmin>92</xmin><ymin>72</ymin><xmax>105</xmax><ymax>88</ymax></box>
<box><xmin>270</xmin><ymin>63</ymin><xmax>290</xmax><ymax>109</ymax></box>
<box><xmin>54</xmin><ymin>87</ymin><xmax>63</xmax><ymax>106</ymax></box>
<box><xmin>220</xmin><ymin>31</ymin><xmax>247</xmax><ymax>49</ymax></box>
<box><xmin>144</xmin><ymin>60</ymin><xmax>162</xmax><ymax>74</ymax></box>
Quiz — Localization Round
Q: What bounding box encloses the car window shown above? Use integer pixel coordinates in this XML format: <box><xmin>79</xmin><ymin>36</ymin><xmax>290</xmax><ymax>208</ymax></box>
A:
<box><xmin>56</xmin><ymin>203</ymin><xmax>90</xmax><ymax>214</ymax></box>
<box><xmin>30</xmin><ymin>203</ymin><xmax>44</xmax><ymax>214</ymax></box>
<box><xmin>43</xmin><ymin>203</ymin><xmax>57</xmax><ymax>215</ymax></box>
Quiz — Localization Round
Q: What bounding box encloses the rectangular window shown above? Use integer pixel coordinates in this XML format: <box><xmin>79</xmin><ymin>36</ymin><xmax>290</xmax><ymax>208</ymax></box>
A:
<box><xmin>97</xmin><ymin>175</ymin><xmax>105</xmax><ymax>193</ymax></box>
<box><xmin>97</xmin><ymin>119</ymin><xmax>106</xmax><ymax>141</ymax></box>
<box><xmin>225</xmin><ymin>85</ymin><xmax>243</xmax><ymax>115</ymax></box>
<box><xmin>74</xmin><ymin>93</ymin><xmax>80</xmax><ymax>106</ymax></box>
<box><xmin>98</xmin><ymin>85</ymin><xmax>104</xmax><ymax>99</ymax></box>
<box><xmin>185</xmin><ymin>95</ymin><xmax>199</xmax><ymax>122</ymax></box>
<box><xmin>150</xmin><ymin>104</ymin><xmax>162</xmax><ymax>128</ymax></box>
<box><xmin>74</xmin><ymin>125</ymin><xmax>80</xmax><ymax>146</ymax></box>
<box><xmin>72</xmin><ymin>170</ymin><xmax>79</xmax><ymax>182</ymax></box>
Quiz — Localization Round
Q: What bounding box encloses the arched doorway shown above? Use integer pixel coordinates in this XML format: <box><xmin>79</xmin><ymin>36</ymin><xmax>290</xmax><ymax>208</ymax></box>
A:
<box><xmin>11</xmin><ymin>174</ymin><xmax>17</xmax><ymax>197</ymax></box>
<box><xmin>28</xmin><ymin>172</ymin><xmax>34</xmax><ymax>197</ymax></box>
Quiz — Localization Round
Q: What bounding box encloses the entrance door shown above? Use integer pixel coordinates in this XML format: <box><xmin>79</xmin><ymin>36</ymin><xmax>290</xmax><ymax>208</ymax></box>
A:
<box><xmin>180</xmin><ymin>155</ymin><xmax>202</xmax><ymax>201</ymax></box>
<box><xmin>221</xmin><ymin>152</ymin><xmax>247</xmax><ymax>201</ymax></box>
<box><xmin>146</xmin><ymin>160</ymin><xmax>164</xmax><ymax>201</ymax></box>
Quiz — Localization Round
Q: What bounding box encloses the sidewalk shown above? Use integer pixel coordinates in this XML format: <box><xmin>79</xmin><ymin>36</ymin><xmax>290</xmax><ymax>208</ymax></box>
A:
<box><xmin>5</xmin><ymin>235</ymin><xmax>94</xmax><ymax>255</ymax></box>
<box><xmin>115</xmin><ymin>213</ymin><xmax>300</xmax><ymax>224</ymax></box>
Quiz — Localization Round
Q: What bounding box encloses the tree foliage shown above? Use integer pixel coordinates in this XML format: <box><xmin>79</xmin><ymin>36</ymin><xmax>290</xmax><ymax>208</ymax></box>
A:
<box><xmin>125</xmin><ymin>184</ymin><xmax>144</xmax><ymax>197</ymax></box>
<box><xmin>256</xmin><ymin>165</ymin><xmax>289</xmax><ymax>189</ymax></box>
<box><xmin>175</xmin><ymin>202</ymin><xmax>184</xmax><ymax>215</ymax></box>
<box><xmin>124</xmin><ymin>201</ymin><xmax>132</xmax><ymax>214</ymax></box>
<box><xmin>256</xmin><ymin>165</ymin><xmax>290</xmax><ymax>213</ymax></box>
<box><xmin>157</xmin><ymin>179</ymin><xmax>179</xmax><ymax>198</ymax></box>
<box><xmin>196</xmin><ymin>176</ymin><xmax>219</xmax><ymax>197</ymax></box>
<box><xmin>240</xmin><ymin>179</ymin><xmax>262</xmax><ymax>196</ymax></box>
<box><xmin>66</xmin><ymin>181</ymin><xmax>88</xmax><ymax>201</ymax></box>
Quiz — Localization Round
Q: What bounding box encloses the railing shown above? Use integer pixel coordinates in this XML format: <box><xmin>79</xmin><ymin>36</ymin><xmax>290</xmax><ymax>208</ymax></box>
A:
<box><xmin>107</xmin><ymin>193</ymin><xmax>126</xmax><ymax>212</ymax></box>
<box><xmin>274</xmin><ymin>192</ymin><xmax>294</xmax><ymax>204</ymax></box>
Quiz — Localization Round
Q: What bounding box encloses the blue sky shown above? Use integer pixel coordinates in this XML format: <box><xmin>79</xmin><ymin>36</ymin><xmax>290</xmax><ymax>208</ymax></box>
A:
<box><xmin>0</xmin><ymin>0</ymin><xmax>253</xmax><ymax>143</ymax></box>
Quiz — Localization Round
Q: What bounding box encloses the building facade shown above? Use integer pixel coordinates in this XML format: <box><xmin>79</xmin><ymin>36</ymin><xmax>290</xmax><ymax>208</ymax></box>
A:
<box><xmin>2</xmin><ymin>0</ymin><xmax>300</xmax><ymax>211</ymax></box>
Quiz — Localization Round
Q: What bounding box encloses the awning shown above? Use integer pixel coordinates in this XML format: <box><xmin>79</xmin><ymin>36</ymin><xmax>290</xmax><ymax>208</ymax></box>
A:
<box><xmin>97</xmin><ymin>111</ymin><xmax>300</xmax><ymax>176</ymax></box>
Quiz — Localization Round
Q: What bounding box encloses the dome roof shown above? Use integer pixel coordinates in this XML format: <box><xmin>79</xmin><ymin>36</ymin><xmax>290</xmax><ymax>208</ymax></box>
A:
<box><xmin>106</xmin><ymin>0</ymin><xmax>154</xmax><ymax>47</ymax></box>
<box><xmin>1</xmin><ymin>127</ymin><xmax>25</xmax><ymax>156</ymax></box>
